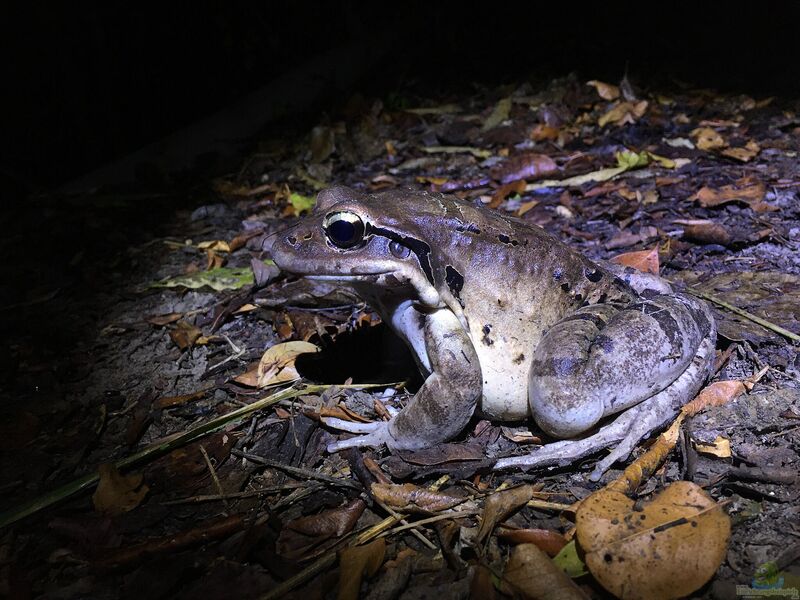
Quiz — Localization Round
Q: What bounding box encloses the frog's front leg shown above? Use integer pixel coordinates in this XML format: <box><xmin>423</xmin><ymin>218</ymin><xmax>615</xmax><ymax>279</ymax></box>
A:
<box><xmin>495</xmin><ymin>293</ymin><xmax>715</xmax><ymax>479</ymax></box>
<box><xmin>326</xmin><ymin>307</ymin><xmax>482</xmax><ymax>453</ymax></box>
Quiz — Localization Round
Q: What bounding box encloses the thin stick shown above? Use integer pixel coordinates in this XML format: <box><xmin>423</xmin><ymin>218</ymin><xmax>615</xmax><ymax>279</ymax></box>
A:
<box><xmin>200</xmin><ymin>445</ymin><xmax>229</xmax><ymax>513</ymax></box>
<box><xmin>230</xmin><ymin>449</ymin><xmax>362</xmax><ymax>491</ymax></box>
<box><xmin>380</xmin><ymin>510</ymin><xmax>477</xmax><ymax>536</ymax></box>
<box><xmin>687</xmin><ymin>288</ymin><xmax>800</xmax><ymax>343</ymax></box>
<box><xmin>374</xmin><ymin>499</ymin><xmax>437</xmax><ymax>550</ymax></box>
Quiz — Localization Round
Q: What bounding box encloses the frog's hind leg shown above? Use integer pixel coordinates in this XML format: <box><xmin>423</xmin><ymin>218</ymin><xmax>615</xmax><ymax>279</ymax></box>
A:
<box><xmin>496</xmin><ymin>332</ymin><xmax>714</xmax><ymax>480</ymax></box>
<box><xmin>495</xmin><ymin>293</ymin><xmax>715</xmax><ymax>479</ymax></box>
<box><xmin>529</xmin><ymin>294</ymin><xmax>714</xmax><ymax>439</ymax></box>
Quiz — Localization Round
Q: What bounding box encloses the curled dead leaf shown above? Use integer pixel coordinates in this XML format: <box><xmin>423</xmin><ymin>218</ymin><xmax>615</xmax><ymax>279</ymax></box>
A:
<box><xmin>690</xmin><ymin>178</ymin><xmax>775</xmax><ymax>212</ymax></box>
<box><xmin>93</xmin><ymin>464</ymin><xmax>149</xmax><ymax>515</ymax></box>
<box><xmin>476</xmin><ymin>485</ymin><xmax>535</xmax><ymax>546</ymax></box>
<box><xmin>236</xmin><ymin>341</ymin><xmax>319</xmax><ymax>388</ymax></box>
<box><xmin>694</xmin><ymin>436</ymin><xmax>732</xmax><ymax>458</ymax></box>
<box><xmin>721</xmin><ymin>140</ymin><xmax>760</xmax><ymax>162</ymax></box>
<box><xmin>676</xmin><ymin>219</ymin><xmax>733</xmax><ymax>246</ymax></box>
<box><xmin>370</xmin><ymin>482</ymin><xmax>463</xmax><ymax>514</ymax></box>
<box><xmin>576</xmin><ymin>481</ymin><xmax>730</xmax><ymax>600</ymax></box>
<box><xmin>681</xmin><ymin>380</ymin><xmax>746</xmax><ymax>417</ymax></box>
<box><xmin>169</xmin><ymin>320</ymin><xmax>202</xmax><ymax>351</ymax></box>
<box><xmin>497</xmin><ymin>527</ymin><xmax>568</xmax><ymax>557</ymax></box>
<box><xmin>490</xmin><ymin>153</ymin><xmax>559</xmax><ymax>184</ymax></box>
<box><xmin>338</xmin><ymin>538</ymin><xmax>386</xmax><ymax>600</ymax></box>
<box><xmin>610</xmin><ymin>246</ymin><xmax>660</xmax><ymax>275</ymax></box>
<box><xmin>691</xmin><ymin>127</ymin><xmax>727</xmax><ymax>151</ymax></box>
<box><xmin>586</xmin><ymin>80</ymin><xmax>621</xmax><ymax>101</ymax></box>
<box><xmin>500</xmin><ymin>543</ymin><xmax>589</xmax><ymax>600</ymax></box>
<box><xmin>598</xmin><ymin>100</ymin><xmax>648</xmax><ymax>127</ymax></box>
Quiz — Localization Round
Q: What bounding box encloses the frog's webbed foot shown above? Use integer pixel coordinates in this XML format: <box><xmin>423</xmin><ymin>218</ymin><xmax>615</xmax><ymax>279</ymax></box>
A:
<box><xmin>496</xmin><ymin>333</ymin><xmax>716</xmax><ymax>480</ymax></box>
<box><xmin>322</xmin><ymin>417</ymin><xmax>394</xmax><ymax>452</ymax></box>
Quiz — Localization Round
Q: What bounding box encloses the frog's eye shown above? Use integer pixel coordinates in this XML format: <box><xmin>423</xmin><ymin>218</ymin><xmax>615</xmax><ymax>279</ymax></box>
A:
<box><xmin>323</xmin><ymin>212</ymin><xmax>365</xmax><ymax>248</ymax></box>
<box><xmin>389</xmin><ymin>240</ymin><xmax>411</xmax><ymax>259</ymax></box>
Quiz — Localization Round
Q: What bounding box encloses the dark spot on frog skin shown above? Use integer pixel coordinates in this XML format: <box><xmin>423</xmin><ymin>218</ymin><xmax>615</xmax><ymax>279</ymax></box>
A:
<box><xmin>594</xmin><ymin>334</ymin><xmax>615</xmax><ymax>353</ymax></box>
<box><xmin>368</xmin><ymin>225</ymin><xmax>435</xmax><ymax>286</ymax></box>
<box><xmin>585</xmin><ymin>267</ymin><xmax>603</xmax><ymax>282</ymax></box>
<box><xmin>560</xmin><ymin>282</ymin><xmax>571</xmax><ymax>292</ymax></box>
<box><xmin>445</xmin><ymin>265</ymin><xmax>464</xmax><ymax>300</ymax></box>
<box><xmin>573</xmin><ymin>293</ymin><xmax>583</xmax><ymax>303</ymax></box>
<box><xmin>481</xmin><ymin>324</ymin><xmax>494</xmax><ymax>346</ymax></box>
<box><xmin>455</xmin><ymin>222</ymin><xmax>481</xmax><ymax>234</ymax></box>
<box><xmin>513</xmin><ymin>353</ymin><xmax>526</xmax><ymax>364</ymax></box>
<box><xmin>530</xmin><ymin>356</ymin><xmax>583</xmax><ymax>377</ymax></box>
<box><xmin>303</xmin><ymin>232</ymin><xmax>313</xmax><ymax>240</ymax></box>
<box><xmin>287</xmin><ymin>235</ymin><xmax>297</xmax><ymax>245</ymax></box>
<box><xmin>629</xmin><ymin>301</ymin><xmax>682</xmax><ymax>347</ymax></box>
<box><xmin>553</xmin><ymin>267</ymin><xmax>564</xmax><ymax>281</ymax></box>
<box><xmin>497</xmin><ymin>234</ymin><xmax>520</xmax><ymax>246</ymax></box>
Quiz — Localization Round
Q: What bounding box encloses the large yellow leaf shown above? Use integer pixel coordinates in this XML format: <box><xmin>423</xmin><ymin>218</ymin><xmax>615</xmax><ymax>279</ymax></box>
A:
<box><xmin>575</xmin><ymin>481</ymin><xmax>730</xmax><ymax>599</ymax></box>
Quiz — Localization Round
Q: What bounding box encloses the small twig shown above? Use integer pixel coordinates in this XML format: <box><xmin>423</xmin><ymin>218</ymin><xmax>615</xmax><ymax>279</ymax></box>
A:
<box><xmin>230</xmin><ymin>449</ymin><xmax>362</xmax><ymax>491</ymax></box>
<box><xmin>199</xmin><ymin>445</ymin><xmax>229</xmax><ymax>513</ymax></box>
<box><xmin>271</xmin><ymin>483</ymin><xmax>325</xmax><ymax>511</ymax></box>
<box><xmin>161</xmin><ymin>482</ymin><xmax>307</xmax><ymax>505</ymax></box>
<box><xmin>380</xmin><ymin>510</ymin><xmax>478</xmax><ymax>537</ymax></box>
<box><xmin>374</xmin><ymin>499</ymin><xmax>437</xmax><ymax>550</ymax></box>
<box><xmin>686</xmin><ymin>288</ymin><xmax>800</xmax><ymax>343</ymax></box>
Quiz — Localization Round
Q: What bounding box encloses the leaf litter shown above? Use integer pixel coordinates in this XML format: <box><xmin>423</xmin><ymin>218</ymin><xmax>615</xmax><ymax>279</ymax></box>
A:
<box><xmin>3</xmin><ymin>72</ymin><xmax>800</xmax><ymax>600</ymax></box>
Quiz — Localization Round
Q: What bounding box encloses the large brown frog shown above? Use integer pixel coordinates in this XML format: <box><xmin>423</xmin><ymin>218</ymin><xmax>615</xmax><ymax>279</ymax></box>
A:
<box><xmin>270</xmin><ymin>186</ymin><xmax>716</xmax><ymax>479</ymax></box>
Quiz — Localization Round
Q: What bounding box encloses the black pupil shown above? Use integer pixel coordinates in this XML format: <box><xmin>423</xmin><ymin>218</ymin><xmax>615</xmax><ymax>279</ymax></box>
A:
<box><xmin>328</xmin><ymin>219</ymin><xmax>356</xmax><ymax>244</ymax></box>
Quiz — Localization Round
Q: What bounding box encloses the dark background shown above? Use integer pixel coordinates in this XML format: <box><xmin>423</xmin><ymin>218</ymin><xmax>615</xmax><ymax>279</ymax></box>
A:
<box><xmin>4</xmin><ymin>1</ymin><xmax>800</xmax><ymax>196</ymax></box>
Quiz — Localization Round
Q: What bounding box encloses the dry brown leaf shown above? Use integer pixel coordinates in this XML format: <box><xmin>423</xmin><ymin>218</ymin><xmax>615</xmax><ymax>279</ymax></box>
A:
<box><xmin>93</xmin><ymin>464</ymin><xmax>149</xmax><ymax>515</ymax></box>
<box><xmin>471</xmin><ymin>564</ymin><xmax>500</xmax><ymax>600</ymax></box>
<box><xmin>587</xmin><ymin>80</ymin><xmax>621</xmax><ymax>101</ymax></box>
<box><xmin>610</xmin><ymin>246</ymin><xmax>660</xmax><ymax>275</ymax></box>
<box><xmin>720</xmin><ymin>140</ymin><xmax>760</xmax><ymax>162</ymax></box>
<box><xmin>598</xmin><ymin>100</ymin><xmax>648</xmax><ymax>127</ymax></box>
<box><xmin>605</xmin><ymin>226</ymin><xmax>658</xmax><ymax>251</ymax></box>
<box><xmin>154</xmin><ymin>389</ymin><xmax>209</xmax><ymax>410</ymax></box>
<box><xmin>691</xmin><ymin>127</ymin><xmax>727</xmax><ymax>151</ymax></box>
<box><xmin>530</xmin><ymin>123</ymin><xmax>560</xmax><ymax>141</ymax></box>
<box><xmin>676</xmin><ymin>219</ymin><xmax>733</xmax><ymax>246</ymax></box>
<box><xmin>500</xmin><ymin>543</ymin><xmax>589</xmax><ymax>600</ymax></box>
<box><xmin>232</xmin><ymin>362</ymin><xmax>259</xmax><ymax>387</ymax></box>
<box><xmin>575</xmin><ymin>481</ymin><xmax>730</xmax><ymax>600</ymax></box>
<box><xmin>476</xmin><ymin>485</ymin><xmax>536</xmax><ymax>546</ymax></box>
<box><xmin>690</xmin><ymin>179</ymin><xmax>776</xmax><ymax>212</ymax></box>
<box><xmin>607</xmin><ymin>416</ymin><xmax>683</xmax><ymax>496</ymax></box>
<box><xmin>516</xmin><ymin>200</ymin><xmax>540</xmax><ymax>217</ymax></box>
<box><xmin>169</xmin><ymin>320</ymin><xmax>202</xmax><ymax>351</ymax></box>
<box><xmin>197</xmin><ymin>240</ymin><xmax>231</xmax><ymax>253</ymax></box>
<box><xmin>253</xmin><ymin>341</ymin><xmax>319</xmax><ymax>388</ymax></box>
<box><xmin>497</xmin><ymin>528</ymin><xmax>569</xmax><ymax>557</ymax></box>
<box><xmin>370</xmin><ymin>482</ymin><xmax>463</xmax><ymax>514</ymax></box>
<box><xmin>338</xmin><ymin>538</ymin><xmax>386</xmax><ymax>600</ymax></box>
<box><xmin>694</xmin><ymin>436</ymin><xmax>732</xmax><ymax>458</ymax></box>
<box><xmin>228</xmin><ymin>229</ymin><xmax>264</xmax><ymax>252</ymax></box>
<box><xmin>489</xmin><ymin>179</ymin><xmax>527</xmax><ymax>208</ymax></box>
<box><xmin>681</xmin><ymin>380</ymin><xmax>747</xmax><ymax>417</ymax></box>
<box><xmin>490</xmin><ymin>153</ymin><xmax>559</xmax><ymax>184</ymax></box>
<box><xmin>147</xmin><ymin>312</ymin><xmax>183</xmax><ymax>326</ymax></box>
<box><xmin>277</xmin><ymin>499</ymin><xmax>366</xmax><ymax>560</ymax></box>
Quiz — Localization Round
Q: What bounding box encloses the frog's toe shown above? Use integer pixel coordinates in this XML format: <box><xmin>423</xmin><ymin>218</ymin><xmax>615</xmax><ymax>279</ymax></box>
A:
<box><xmin>322</xmin><ymin>418</ymin><xmax>392</xmax><ymax>452</ymax></box>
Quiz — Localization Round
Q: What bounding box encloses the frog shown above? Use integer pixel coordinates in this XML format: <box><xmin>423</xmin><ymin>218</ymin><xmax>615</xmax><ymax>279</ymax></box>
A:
<box><xmin>269</xmin><ymin>186</ymin><xmax>716</xmax><ymax>480</ymax></box>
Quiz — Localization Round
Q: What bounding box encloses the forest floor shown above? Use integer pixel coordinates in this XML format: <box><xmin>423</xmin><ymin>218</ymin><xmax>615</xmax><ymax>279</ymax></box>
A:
<box><xmin>1</xmin><ymin>74</ymin><xmax>799</xmax><ymax>599</ymax></box>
